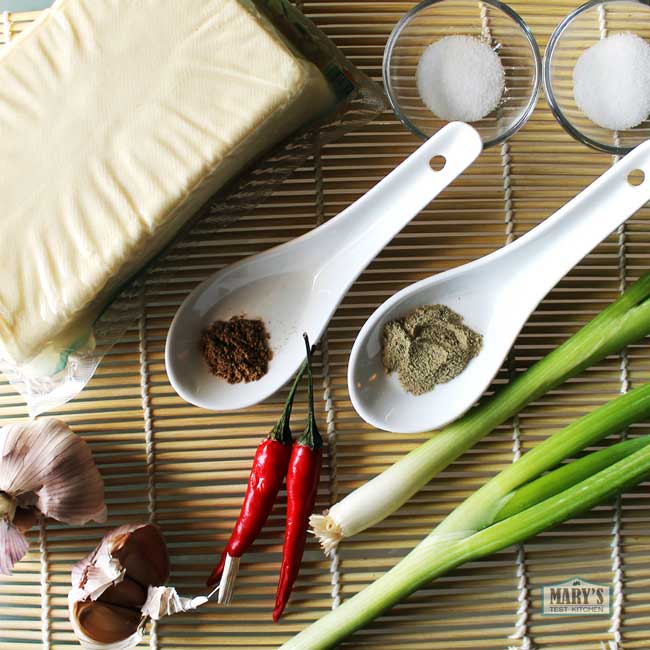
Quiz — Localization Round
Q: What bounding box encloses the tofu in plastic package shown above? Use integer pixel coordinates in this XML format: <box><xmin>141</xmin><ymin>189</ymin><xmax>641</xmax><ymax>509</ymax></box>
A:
<box><xmin>0</xmin><ymin>0</ymin><xmax>385</xmax><ymax>415</ymax></box>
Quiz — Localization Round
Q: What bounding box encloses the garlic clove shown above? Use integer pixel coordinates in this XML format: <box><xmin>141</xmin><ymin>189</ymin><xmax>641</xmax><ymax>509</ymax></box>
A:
<box><xmin>71</xmin><ymin>600</ymin><xmax>143</xmax><ymax>649</ymax></box>
<box><xmin>110</xmin><ymin>524</ymin><xmax>170</xmax><ymax>588</ymax></box>
<box><xmin>0</xmin><ymin>418</ymin><xmax>106</xmax><ymax>526</ymax></box>
<box><xmin>13</xmin><ymin>507</ymin><xmax>39</xmax><ymax>532</ymax></box>
<box><xmin>70</xmin><ymin>524</ymin><xmax>170</xmax><ymax>649</ymax></box>
<box><xmin>69</xmin><ymin>523</ymin><xmax>208</xmax><ymax>649</ymax></box>
<box><xmin>100</xmin><ymin>578</ymin><xmax>147</xmax><ymax>610</ymax></box>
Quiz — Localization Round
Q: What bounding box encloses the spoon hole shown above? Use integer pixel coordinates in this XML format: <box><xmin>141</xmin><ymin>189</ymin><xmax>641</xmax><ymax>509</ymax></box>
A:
<box><xmin>429</xmin><ymin>155</ymin><xmax>447</xmax><ymax>172</ymax></box>
<box><xmin>628</xmin><ymin>169</ymin><xmax>645</xmax><ymax>187</ymax></box>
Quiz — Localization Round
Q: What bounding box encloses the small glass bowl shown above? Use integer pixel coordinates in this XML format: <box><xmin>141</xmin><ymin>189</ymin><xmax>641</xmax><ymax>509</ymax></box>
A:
<box><xmin>545</xmin><ymin>0</ymin><xmax>650</xmax><ymax>155</ymax></box>
<box><xmin>383</xmin><ymin>0</ymin><xmax>541</xmax><ymax>148</ymax></box>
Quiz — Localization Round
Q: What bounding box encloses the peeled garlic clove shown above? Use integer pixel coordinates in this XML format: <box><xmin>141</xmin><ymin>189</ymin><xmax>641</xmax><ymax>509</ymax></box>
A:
<box><xmin>100</xmin><ymin>578</ymin><xmax>147</xmax><ymax>610</ymax></box>
<box><xmin>70</xmin><ymin>601</ymin><xmax>143</xmax><ymax>650</ymax></box>
<box><xmin>111</xmin><ymin>525</ymin><xmax>169</xmax><ymax>588</ymax></box>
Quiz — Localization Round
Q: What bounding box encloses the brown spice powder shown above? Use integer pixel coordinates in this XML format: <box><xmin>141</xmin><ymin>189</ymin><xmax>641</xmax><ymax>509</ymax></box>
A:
<box><xmin>200</xmin><ymin>316</ymin><xmax>272</xmax><ymax>384</ymax></box>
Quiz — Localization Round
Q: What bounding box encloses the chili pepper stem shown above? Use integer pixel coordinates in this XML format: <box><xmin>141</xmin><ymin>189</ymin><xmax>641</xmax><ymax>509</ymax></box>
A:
<box><xmin>270</xmin><ymin>357</ymin><xmax>308</xmax><ymax>444</ymax></box>
<box><xmin>217</xmin><ymin>554</ymin><xmax>240</xmax><ymax>604</ymax></box>
<box><xmin>297</xmin><ymin>335</ymin><xmax>323</xmax><ymax>450</ymax></box>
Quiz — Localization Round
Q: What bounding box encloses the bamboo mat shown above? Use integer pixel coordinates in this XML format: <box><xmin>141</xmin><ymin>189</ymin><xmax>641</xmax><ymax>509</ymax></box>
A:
<box><xmin>1</xmin><ymin>2</ymin><xmax>650</xmax><ymax>649</ymax></box>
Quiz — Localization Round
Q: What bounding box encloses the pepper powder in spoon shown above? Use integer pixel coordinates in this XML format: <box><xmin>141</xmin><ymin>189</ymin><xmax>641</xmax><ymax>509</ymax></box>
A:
<box><xmin>382</xmin><ymin>304</ymin><xmax>482</xmax><ymax>396</ymax></box>
<box><xmin>200</xmin><ymin>316</ymin><xmax>272</xmax><ymax>383</ymax></box>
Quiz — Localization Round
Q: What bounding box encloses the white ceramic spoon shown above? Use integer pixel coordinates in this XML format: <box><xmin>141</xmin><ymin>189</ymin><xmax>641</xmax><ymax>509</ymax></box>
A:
<box><xmin>166</xmin><ymin>122</ymin><xmax>483</xmax><ymax>410</ymax></box>
<box><xmin>349</xmin><ymin>140</ymin><xmax>650</xmax><ymax>434</ymax></box>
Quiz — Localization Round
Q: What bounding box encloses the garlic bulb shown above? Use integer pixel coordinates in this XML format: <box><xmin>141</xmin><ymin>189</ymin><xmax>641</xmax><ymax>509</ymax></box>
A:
<box><xmin>0</xmin><ymin>418</ymin><xmax>106</xmax><ymax>575</ymax></box>
<box><xmin>69</xmin><ymin>523</ymin><xmax>209</xmax><ymax>649</ymax></box>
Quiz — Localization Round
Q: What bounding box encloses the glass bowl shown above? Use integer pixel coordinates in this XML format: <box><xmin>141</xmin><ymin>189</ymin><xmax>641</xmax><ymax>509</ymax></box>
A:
<box><xmin>545</xmin><ymin>0</ymin><xmax>650</xmax><ymax>155</ymax></box>
<box><xmin>383</xmin><ymin>0</ymin><xmax>541</xmax><ymax>148</ymax></box>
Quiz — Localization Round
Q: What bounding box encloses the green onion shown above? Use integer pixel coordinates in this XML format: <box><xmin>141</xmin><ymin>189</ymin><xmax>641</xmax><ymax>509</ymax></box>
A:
<box><xmin>492</xmin><ymin>435</ymin><xmax>650</xmax><ymax>523</ymax></box>
<box><xmin>284</xmin><ymin>389</ymin><xmax>650</xmax><ymax>650</ymax></box>
<box><xmin>436</xmin><ymin>384</ymin><xmax>650</xmax><ymax>536</ymax></box>
<box><xmin>312</xmin><ymin>273</ymin><xmax>650</xmax><ymax>553</ymax></box>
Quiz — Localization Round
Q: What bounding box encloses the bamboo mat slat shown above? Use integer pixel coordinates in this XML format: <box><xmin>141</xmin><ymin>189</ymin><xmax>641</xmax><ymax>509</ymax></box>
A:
<box><xmin>1</xmin><ymin>1</ymin><xmax>650</xmax><ymax>649</ymax></box>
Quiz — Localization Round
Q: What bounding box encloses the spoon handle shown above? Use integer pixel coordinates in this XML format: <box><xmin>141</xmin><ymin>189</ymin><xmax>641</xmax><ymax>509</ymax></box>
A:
<box><xmin>307</xmin><ymin>122</ymin><xmax>482</xmax><ymax>285</ymax></box>
<box><xmin>496</xmin><ymin>140</ymin><xmax>650</xmax><ymax>306</ymax></box>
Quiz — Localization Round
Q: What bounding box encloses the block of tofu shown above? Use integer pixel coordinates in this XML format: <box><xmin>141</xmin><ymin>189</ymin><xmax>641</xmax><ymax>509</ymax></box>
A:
<box><xmin>0</xmin><ymin>0</ymin><xmax>333</xmax><ymax>370</ymax></box>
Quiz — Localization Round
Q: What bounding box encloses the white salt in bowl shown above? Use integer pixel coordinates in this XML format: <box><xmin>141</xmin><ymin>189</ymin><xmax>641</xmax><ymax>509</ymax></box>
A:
<box><xmin>383</xmin><ymin>0</ymin><xmax>541</xmax><ymax>148</ymax></box>
<box><xmin>545</xmin><ymin>0</ymin><xmax>650</xmax><ymax>155</ymax></box>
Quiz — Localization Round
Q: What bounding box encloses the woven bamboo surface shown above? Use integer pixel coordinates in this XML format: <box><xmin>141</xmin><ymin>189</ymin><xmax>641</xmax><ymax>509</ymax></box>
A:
<box><xmin>1</xmin><ymin>2</ymin><xmax>650</xmax><ymax>649</ymax></box>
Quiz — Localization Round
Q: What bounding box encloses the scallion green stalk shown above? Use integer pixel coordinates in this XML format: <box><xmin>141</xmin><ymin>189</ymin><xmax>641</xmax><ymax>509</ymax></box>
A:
<box><xmin>435</xmin><ymin>384</ymin><xmax>650</xmax><ymax>536</ymax></box>
<box><xmin>493</xmin><ymin>435</ymin><xmax>650</xmax><ymax>523</ymax></box>
<box><xmin>284</xmin><ymin>392</ymin><xmax>650</xmax><ymax>650</ymax></box>
<box><xmin>312</xmin><ymin>274</ymin><xmax>650</xmax><ymax>553</ymax></box>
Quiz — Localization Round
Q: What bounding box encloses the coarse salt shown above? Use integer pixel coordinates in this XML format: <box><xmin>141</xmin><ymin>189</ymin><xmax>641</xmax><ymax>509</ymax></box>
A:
<box><xmin>416</xmin><ymin>35</ymin><xmax>505</xmax><ymax>123</ymax></box>
<box><xmin>573</xmin><ymin>32</ymin><xmax>650</xmax><ymax>131</ymax></box>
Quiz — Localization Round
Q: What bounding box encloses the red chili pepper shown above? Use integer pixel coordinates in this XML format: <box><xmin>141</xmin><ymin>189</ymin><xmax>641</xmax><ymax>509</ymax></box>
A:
<box><xmin>206</xmin><ymin>359</ymin><xmax>306</xmax><ymax>589</ymax></box>
<box><xmin>273</xmin><ymin>334</ymin><xmax>323</xmax><ymax>621</ymax></box>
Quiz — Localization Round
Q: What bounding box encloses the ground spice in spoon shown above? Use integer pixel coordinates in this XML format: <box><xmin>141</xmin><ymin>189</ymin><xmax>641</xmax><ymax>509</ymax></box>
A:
<box><xmin>382</xmin><ymin>304</ymin><xmax>482</xmax><ymax>396</ymax></box>
<box><xmin>200</xmin><ymin>316</ymin><xmax>272</xmax><ymax>383</ymax></box>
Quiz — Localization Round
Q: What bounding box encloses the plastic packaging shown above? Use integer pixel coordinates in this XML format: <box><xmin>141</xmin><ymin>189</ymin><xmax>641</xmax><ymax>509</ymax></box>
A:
<box><xmin>0</xmin><ymin>0</ymin><xmax>386</xmax><ymax>416</ymax></box>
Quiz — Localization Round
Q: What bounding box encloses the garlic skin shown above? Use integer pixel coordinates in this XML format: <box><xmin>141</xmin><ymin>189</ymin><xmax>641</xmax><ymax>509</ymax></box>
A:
<box><xmin>0</xmin><ymin>418</ymin><xmax>106</xmax><ymax>575</ymax></box>
<box><xmin>0</xmin><ymin>519</ymin><xmax>29</xmax><ymax>576</ymax></box>
<box><xmin>142</xmin><ymin>586</ymin><xmax>209</xmax><ymax>621</ymax></box>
